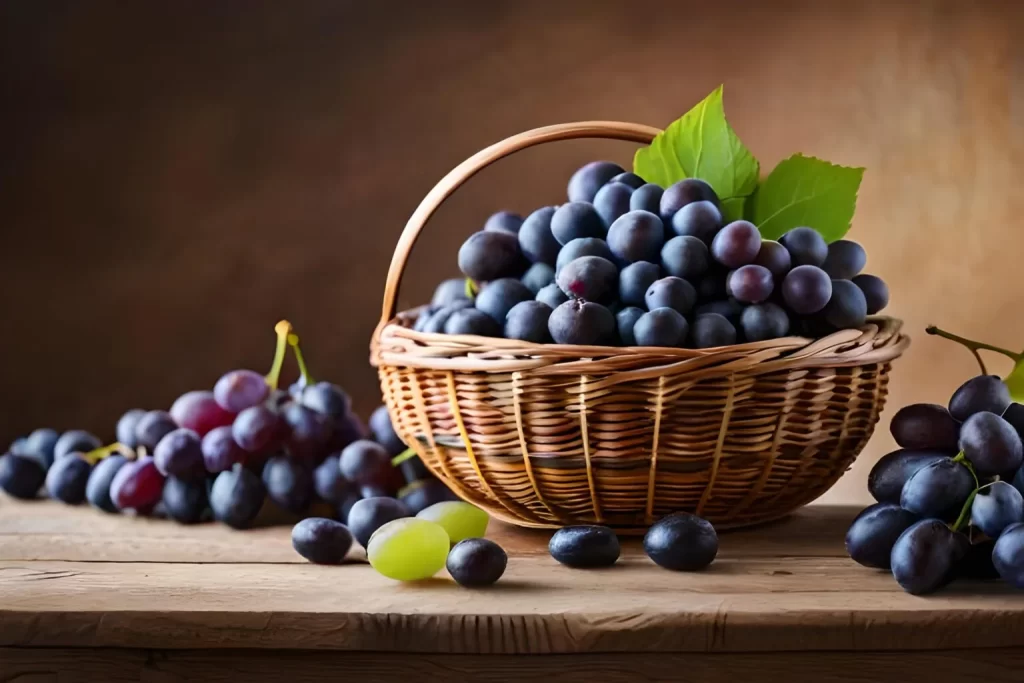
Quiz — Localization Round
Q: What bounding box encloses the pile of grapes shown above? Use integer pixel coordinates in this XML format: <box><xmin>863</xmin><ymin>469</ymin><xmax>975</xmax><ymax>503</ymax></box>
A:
<box><xmin>0</xmin><ymin>322</ymin><xmax>460</xmax><ymax>532</ymax></box>
<box><xmin>416</xmin><ymin>161</ymin><xmax>890</xmax><ymax>347</ymax></box>
<box><xmin>847</xmin><ymin>338</ymin><xmax>1024</xmax><ymax>594</ymax></box>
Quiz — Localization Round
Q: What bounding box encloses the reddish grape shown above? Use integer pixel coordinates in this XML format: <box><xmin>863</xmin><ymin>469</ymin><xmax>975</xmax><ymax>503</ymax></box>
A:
<box><xmin>110</xmin><ymin>456</ymin><xmax>166</xmax><ymax>513</ymax></box>
<box><xmin>214</xmin><ymin>369</ymin><xmax>269</xmax><ymax>413</ymax></box>
<box><xmin>170</xmin><ymin>390</ymin><xmax>235</xmax><ymax>436</ymax></box>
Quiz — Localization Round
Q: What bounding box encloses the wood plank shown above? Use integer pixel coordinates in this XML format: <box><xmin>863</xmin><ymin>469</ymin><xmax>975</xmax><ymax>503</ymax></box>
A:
<box><xmin>2</xmin><ymin>647</ymin><xmax>1024</xmax><ymax>683</ymax></box>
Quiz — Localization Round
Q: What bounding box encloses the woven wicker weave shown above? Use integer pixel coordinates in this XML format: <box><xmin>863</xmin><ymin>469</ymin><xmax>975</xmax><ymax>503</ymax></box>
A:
<box><xmin>370</xmin><ymin>121</ymin><xmax>909</xmax><ymax>531</ymax></box>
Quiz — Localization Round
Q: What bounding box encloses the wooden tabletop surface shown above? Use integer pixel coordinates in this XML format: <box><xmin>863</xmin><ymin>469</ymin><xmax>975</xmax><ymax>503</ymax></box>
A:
<box><xmin>2</xmin><ymin>499</ymin><xmax>1024</xmax><ymax>656</ymax></box>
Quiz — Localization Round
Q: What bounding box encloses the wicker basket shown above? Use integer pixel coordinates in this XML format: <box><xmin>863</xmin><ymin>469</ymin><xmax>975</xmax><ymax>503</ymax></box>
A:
<box><xmin>370</xmin><ymin>121</ymin><xmax>909</xmax><ymax>531</ymax></box>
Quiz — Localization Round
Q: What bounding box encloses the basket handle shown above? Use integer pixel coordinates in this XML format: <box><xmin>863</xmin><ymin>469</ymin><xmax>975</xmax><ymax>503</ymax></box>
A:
<box><xmin>377</xmin><ymin>121</ymin><xmax>662</xmax><ymax>330</ymax></box>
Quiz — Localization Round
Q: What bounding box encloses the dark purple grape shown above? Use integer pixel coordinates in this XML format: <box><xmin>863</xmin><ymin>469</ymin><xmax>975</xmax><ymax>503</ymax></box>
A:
<box><xmin>889</xmin><ymin>403</ymin><xmax>961</xmax><ymax>451</ymax></box>
<box><xmin>45</xmin><ymin>454</ymin><xmax>91</xmax><ymax>504</ymax></box>
<box><xmin>550</xmin><ymin>202</ymin><xmax>605</xmax><ymax>246</ymax></box>
<box><xmin>214</xmin><ymin>370</ymin><xmax>269</xmax><ymax>413</ymax></box>
<box><xmin>659</xmin><ymin>179</ymin><xmax>720</xmax><ymax>221</ymax></box>
<box><xmin>609</xmin><ymin>171</ymin><xmax>645</xmax><ymax>189</ymax></box>
<box><xmin>110</xmin><ymin>456</ymin><xmax>165</xmax><ymax>513</ymax></box>
<box><xmin>630</xmin><ymin>183</ymin><xmax>663</xmax><ymax>214</ymax></box>
<box><xmin>475</xmin><ymin>278</ymin><xmax>534</xmax><ymax>323</ymax></box>
<box><xmin>292</xmin><ymin>517</ymin><xmax>354</xmax><ymax>564</ymax></box>
<box><xmin>643</xmin><ymin>512</ymin><xmax>718</xmax><ymax>571</ymax></box>
<box><xmin>993</xmin><ymin>523</ymin><xmax>1024</xmax><ymax>587</ymax></box>
<box><xmin>556</xmin><ymin>255</ymin><xmax>618</xmax><ymax>303</ymax></box>
<box><xmin>54</xmin><ymin>430</ymin><xmax>101</xmax><ymax>460</ymax></box>
<box><xmin>232</xmin><ymin>405</ymin><xmax>283</xmax><ymax>454</ymax></box>
<box><xmin>548</xmin><ymin>299</ymin><xmax>616</xmax><ymax>345</ymax></box>
<box><xmin>753</xmin><ymin>240</ymin><xmax>792</xmax><ymax>281</ymax></box>
<box><xmin>689</xmin><ymin>313</ymin><xmax>737</xmax><ymax>349</ymax></box>
<box><xmin>483</xmin><ymin>210</ymin><xmax>523</xmax><ymax>234</ymax></box>
<box><xmin>779</xmin><ymin>227</ymin><xmax>828</xmax><ymax>267</ymax></box>
<box><xmin>781</xmin><ymin>265</ymin><xmax>832</xmax><ymax>315</ymax></box>
<box><xmin>845</xmin><ymin>503</ymin><xmax>919</xmax><ymax>569</ymax></box>
<box><xmin>0</xmin><ymin>453</ymin><xmax>44</xmax><ymax>499</ymax></box>
<box><xmin>85</xmin><ymin>454</ymin><xmax>127</xmax><ymax>512</ymax></box>
<box><xmin>593</xmin><ymin>182</ymin><xmax>633</xmax><ymax>227</ymax></box>
<box><xmin>661</xmin><ymin>235</ymin><xmax>709</xmax><ymax>280</ymax></box>
<box><xmin>739</xmin><ymin>302</ymin><xmax>790</xmax><ymax>342</ymax></box>
<box><xmin>900</xmin><ymin>457</ymin><xmax>974</xmax><ymax>520</ymax></box>
<box><xmin>521</xmin><ymin>262</ymin><xmax>555</xmax><ymax>294</ymax></box>
<box><xmin>339</xmin><ymin>440</ymin><xmax>392</xmax><ymax>487</ymax></box>
<box><xmin>300</xmin><ymin>382</ymin><xmax>350</xmax><ymax>420</ymax></box>
<box><xmin>549</xmin><ymin>525</ymin><xmax>620</xmax><ymax>568</ymax></box>
<box><xmin>669</xmin><ymin>200</ymin><xmax>722</xmax><ymax>244</ymax></box>
<box><xmin>822</xmin><ymin>279</ymin><xmax>868</xmax><ymax>330</ymax></box>
<box><xmin>972</xmin><ymin>481</ymin><xmax>1024</xmax><ymax>538</ymax></box>
<box><xmin>399</xmin><ymin>456</ymin><xmax>431</xmax><ymax>485</ymax></box>
<box><xmin>959</xmin><ymin>411</ymin><xmax>1023</xmax><ymax>476</ymax></box>
<box><xmin>517</xmin><ymin>206</ymin><xmax>560</xmax><ymax>266</ymax></box>
<box><xmin>645</xmin><ymin>276</ymin><xmax>696</xmax><ymax>315</ymax></box>
<box><xmin>618</xmin><ymin>261</ymin><xmax>661</xmax><ymax>308</ymax></box>
<box><xmin>21</xmin><ymin>428</ymin><xmax>59</xmax><ymax>468</ymax></box>
<box><xmin>282</xmin><ymin>402</ymin><xmax>333</xmax><ymax>463</ymax></box>
<box><xmin>505</xmin><ymin>301</ymin><xmax>553</xmax><ymax>343</ymax></box>
<box><xmin>447</xmin><ymin>538</ymin><xmax>508</xmax><ymax>587</ymax></box>
<box><xmin>209</xmin><ymin>465</ymin><xmax>266</xmax><ymax>529</ymax></box>
<box><xmin>443</xmin><ymin>308</ymin><xmax>503</xmax><ymax>337</ymax></box>
<box><xmin>262</xmin><ymin>455</ymin><xmax>314</xmax><ymax>514</ymax></box>
<box><xmin>348</xmin><ymin>496</ymin><xmax>411</xmax><ymax>547</ymax></box>
<box><xmin>314</xmin><ymin>454</ymin><xmax>356</xmax><ymax>504</ymax></box>
<box><xmin>890</xmin><ymin>519</ymin><xmax>969</xmax><ymax>595</ymax></box>
<box><xmin>162</xmin><ymin>476</ymin><xmax>210</xmax><ymax>524</ymax></box>
<box><xmin>567</xmin><ymin>161</ymin><xmax>624</xmax><ymax>203</ymax></box>
<box><xmin>421</xmin><ymin>300</ymin><xmax>473</xmax><ymax>334</ymax></box>
<box><xmin>536</xmin><ymin>283</ymin><xmax>568</xmax><ymax>310</ymax></box>
<box><xmin>852</xmin><ymin>274</ymin><xmax>889</xmax><ymax>314</ymax></box>
<box><xmin>201</xmin><ymin>425</ymin><xmax>246</xmax><ymax>473</ymax></box>
<box><xmin>1003</xmin><ymin>402</ymin><xmax>1024</xmax><ymax>441</ymax></box>
<box><xmin>606</xmin><ymin>210</ymin><xmax>665</xmax><ymax>264</ymax></box>
<box><xmin>616</xmin><ymin>306</ymin><xmax>645</xmax><ymax>346</ymax></box>
<box><xmin>822</xmin><ymin>239</ymin><xmax>867</xmax><ymax>279</ymax></box>
<box><xmin>697</xmin><ymin>299</ymin><xmax>744</xmax><ymax>325</ymax></box>
<box><xmin>369</xmin><ymin>405</ymin><xmax>404</xmax><ymax>456</ymax></box>
<box><xmin>431</xmin><ymin>278</ymin><xmax>472</xmax><ymax>307</ymax></box>
<box><xmin>949</xmin><ymin>375</ymin><xmax>1011</xmax><ymax>422</ymax></box>
<box><xmin>710</xmin><ymin>220</ymin><xmax>761</xmax><ymax>268</ymax></box>
<box><xmin>154</xmin><ymin>428</ymin><xmax>206</xmax><ymax>481</ymax></box>
<box><xmin>633</xmin><ymin>308</ymin><xmax>688</xmax><ymax>347</ymax></box>
<box><xmin>728</xmin><ymin>265</ymin><xmax>774</xmax><ymax>304</ymax></box>
<box><xmin>458</xmin><ymin>230</ymin><xmax>526</xmax><ymax>281</ymax></box>
<box><xmin>555</xmin><ymin>237</ymin><xmax>613</xmax><ymax>273</ymax></box>
<box><xmin>868</xmin><ymin>449</ymin><xmax>950</xmax><ymax>504</ymax></box>
<box><xmin>171</xmin><ymin>390</ymin><xmax>235</xmax><ymax>437</ymax></box>
<box><xmin>330</xmin><ymin>413</ymin><xmax>368</xmax><ymax>453</ymax></box>
<box><xmin>399</xmin><ymin>477</ymin><xmax>459</xmax><ymax>514</ymax></box>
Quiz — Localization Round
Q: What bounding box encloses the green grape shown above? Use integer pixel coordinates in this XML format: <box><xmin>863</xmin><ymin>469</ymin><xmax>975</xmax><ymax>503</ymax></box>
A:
<box><xmin>367</xmin><ymin>518</ymin><xmax>450</xmax><ymax>581</ymax></box>
<box><xmin>416</xmin><ymin>501</ymin><xmax>490</xmax><ymax>544</ymax></box>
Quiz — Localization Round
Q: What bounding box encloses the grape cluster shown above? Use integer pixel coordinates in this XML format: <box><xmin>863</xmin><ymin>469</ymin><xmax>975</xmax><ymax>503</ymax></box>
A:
<box><xmin>847</xmin><ymin>371</ymin><xmax>1024</xmax><ymax>594</ymax></box>
<box><xmin>0</xmin><ymin>322</ymin><xmax>457</xmax><ymax>534</ymax></box>
<box><xmin>420</xmin><ymin>162</ymin><xmax>890</xmax><ymax>348</ymax></box>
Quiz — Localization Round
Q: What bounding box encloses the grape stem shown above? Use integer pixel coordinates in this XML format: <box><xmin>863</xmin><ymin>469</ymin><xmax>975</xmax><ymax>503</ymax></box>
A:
<box><xmin>265</xmin><ymin>320</ymin><xmax>293</xmax><ymax>390</ymax></box>
<box><xmin>391</xmin><ymin>447</ymin><xmax>417</xmax><ymax>467</ymax></box>
<box><xmin>952</xmin><ymin>488</ymin><xmax>977</xmax><ymax>533</ymax></box>
<box><xmin>926</xmin><ymin>325</ymin><xmax>1022</xmax><ymax>375</ymax></box>
<box><xmin>84</xmin><ymin>443</ymin><xmax>132</xmax><ymax>465</ymax></box>
<box><xmin>464</xmin><ymin>278</ymin><xmax>478</xmax><ymax>299</ymax></box>
<box><xmin>287</xmin><ymin>332</ymin><xmax>315</xmax><ymax>386</ymax></box>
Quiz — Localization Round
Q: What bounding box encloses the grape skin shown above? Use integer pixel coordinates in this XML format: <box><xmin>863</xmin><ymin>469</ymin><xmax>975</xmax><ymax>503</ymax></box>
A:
<box><xmin>398</xmin><ymin>478</ymin><xmax>458</xmax><ymax>514</ymax></box>
<box><xmin>110</xmin><ymin>456</ymin><xmax>166</xmax><ymax>514</ymax></box>
<box><xmin>993</xmin><ymin>522</ymin><xmax>1024</xmax><ymax>588</ymax></box>
<box><xmin>154</xmin><ymin>428</ymin><xmax>206</xmax><ymax>481</ymax></box>
<box><xmin>0</xmin><ymin>453</ymin><xmax>44</xmax><ymax>499</ymax></box>
<box><xmin>551</xmin><ymin>202</ymin><xmax>606</xmax><ymax>246</ymax></box>
<box><xmin>201</xmin><ymin>425</ymin><xmax>246</xmax><ymax>473</ymax></box>
<box><xmin>262</xmin><ymin>455</ymin><xmax>314</xmax><ymax>515</ymax></box>
<box><xmin>899</xmin><ymin>457</ymin><xmax>974</xmax><ymax>520</ymax></box>
<box><xmin>739</xmin><ymin>303</ymin><xmax>790</xmax><ymax>342</ymax></box>
<box><xmin>447</xmin><ymin>538</ymin><xmax>508</xmax><ymax>587</ymax></box>
<box><xmin>232</xmin><ymin>405</ymin><xmax>283</xmax><ymax>454</ymax></box>
<box><xmin>889</xmin><ymin>403</ymin><xmax>960</xmax><ymax>451</ymax></box>
<box><xmin>867</xmin><ymin>449</ymin><xmax>950</xmax><ymax>504</ymax></box>
<box><xmin>609</xmin><ymin>171</ymin><xmax>645</xmax><ymax>189</ymax></box>
<box><xmin>669</xmin><ymin>200</ymin><xmax>722</xmax><ymax>244</ymax></box>
<box><xmin>421</xmin><ymin>300</ymin><xmax>472</xmax><ymax>334</ymax></box>
<box><xmin>314</xmin><ymin>454</ymin><xmax>356</xmax><ymax>505</ymax></box>
<box><xmin>606</xmin><ymin>210</ymin><xmax>665</xmax><ymax>264</ymax></box>
<box><xmin>593</xmin><ymin>182</ymin><xmax>633</xmax><ymax>228</ymax></box>
<box><xmin>690</xmin><ymin>313</ymin><xmax>737</xmax><ymax>349</ymax></box>
<box><xmin>416</xmin><ymin>500</ymin><xmax>489</xmax><ymax>543</ymax></box>
<box><xmin>630</xmin><ymin>183</ymin><xmax>663</xmax><ymax>214</ymax></box>
<box><xmin>697</xmin><ymin>299</ymin><xmax>744</xmax><ymax>325</ymax></box>
<box><xmin>728</xmin><ymin>265</ymin><xmax>774</xmax><ymax>304</ymax></box>
<box><xmin>504</xmin><ymin>301</ymin><xmax>553</xmax><ymax>343</ymax></box>
<box><xmin>282</xmin><ymin>402</ymin><xmax>333</xmax><ymax>463</ymax></box>
<box><xmin>536</xmin><ymin>283</ymin><xmax>569</xmax><ymax>309</ymax></box>
<box><xmin>971</xmin><ymin>481</ymin><xmax>1024</xmax><ymax>538</ymax></box>
<box><xmin>556</xmin><ymin>256</ymin><xmax>619</xmax><ymax>303</ymax></box>
<box><xmin>431</xmin><ymin>278</ymin><xmax>472</xmax><ymax>307</ymax></box>
<box><xmin>85</xmin><ymin>454</ymin><xmax>127</xmax><ymax>512</ymax></box>
<box><xmin>852</xmin><ymin>274</ymin><xmax>890</xmax><ymax>314</ymax></box>
<box><xmin>23</xmin><ymin>428</ymin><xmax>59</xmax><ymax>465</ymax></box>
<box><xmin>134</xmin><ymin>412</ymin><xmax>179</xmax><ymax>452</ymax></box>
<box><xmin>170</xmin><ymin>390</ymin><xmax>234</xmax><ymax>437</ymax></box>
<box><xmin>548</xmin><ymin>300</ymin><xmax>616</xmax><ymax>345</ymax></box>
<box><xmin>948</xmin><ymin>375</ymin><xmax>1011</xmax><ymax>422</ymax></box>
<box><xmin>162</xmin><ymin>476</ymin><xmax>210</xmax><ymax>524</ymax></box>
<box><xmin>781</xmin><ymin>265</ymin><xmax>832</xmax><ymax>315</ymax></box>
<box><xmin>475</xmin><ymin>278</ymin><xmax>534</xmax><ymax>323</ymax></box>
<box><xmin>348</xmin><ymin>496</ymin><xmax>411</xmax><ymax>548</ymax></box>
<box><xmin>339</xmin><ymin>440</ymin><xmax>392</xmax><ymax>487</ymax></box>
<box><xmin>54</xmin><ymin>430</ymin><xmax>101</xmax><ymax>460</ymax></box>
<box><xmin>959</xmin><ymin>411</ymin><xmax>1023</xmax><ymax>476</ymax></box>
<box><xmin>633</xmin><ymin>308</ymin><xmax>688</xmax><ymax>347</ymax></box>
<box><xmin>644</xmin><ymin>276</ymin><xmax>696</xmax><ymax>315</ymax></box>
<box><xmin>845</xmin><ymin>503</ymin><xmax>919</xmax><ymax>570</ymax></box>
<box><xmin>517</xmin><ymin>207</ymin><xmax>560</xmax><ymax>266</ymax></box>
<box><xmin>209</xmin><ymin>465</ymin><xmax>266</xmax><ymax>529</ymax></box>
<box><xmin>521</xmin><ymin>262</ymin><xmax>555</xmax><ymax>294</ymax></box>
<box><xmin>779</xmin><ymin>227</ymin><xmax>828</xmax><ymax>267</ymax></box>
<box><xmin>214</xmin><ymin>370</ymin><xmax>269</xmax><ymax>413</ymax></box>
<box><xmin>483</xmin><ymin>211</ymin><xmax>523</xmax><ymax>234</ymax></box>
<box><xmin>549</xmin><ymin>525</ymin><xmax>620</xmax><ymax>568</ymax></box>
<box><xmin>292</xmin><ymin>517</ymin><xmax>354</xmax><ymax>565</ymax></box>
<box><xmin>555</xmin><ymin>237</ymin><xmax>614</xmax><ymax>273</ymax></box>
<box><xmin>615</xmin><ymin>306</ymin><xmax>645</xmax><ymax>346</ymax></box>
<box><xmin>443</xmin><ymin>308</ymin><xmax>503</xmax><ymax>337</ymax></box>
<box><xmin>822</xmin><ymin>279</ymin><xmax>868</xmax><ymax>330</ymax></box>
<box><xmin>890</xmin><ymin>519</ymin><xmax>968</xmax><ymax>595</ymax></box>
<box><xmin>369</xmin><ymin>405</ymin><xmax>405</xmax><ymax>456</ymax></box>
<box><xmin>753</xmin><ymin>240</ymin><xmax>792</xmax><ymax>280</ymax></box>
<box><xmin>619</xmin><ymin>261</ymin><xmax>662</xmax><ymax>308</ymax></box>
<box><xmin>300</xmin><ymin>382</ymin><xmax>350</xmax><ymax>420</ymax></box>
<box><xmin>643</xmin><ymin>512</ymin><xmax>718</xmax><ymax>571</ymax></box>
<box><xmin>822</xmin><ymin>239</ymin><xmax>867</xmax><ymax>279</ymax></box>
<box><xmin>368</xmin><ymin>517</ymin><xmax>451</xmax><ymax>581</ymax></box>
<box><xmin>45</xmin><ymin>454</ymin><xmax>92</xmax><ymax>504</ymax></box>
<box><xmin>659</xmin><ymin>179</ymin><xmax>720</xmax><ymax>221</ymax></box>
<box><xmin>710</xmin><ymin>221</ymin><xmax>761</xmax><ymax>268</ymax></box>
<box><xmin>567</xmin><ymin>161</ymin><xmax>624</xmax><ymax>203</ymax></box>
<box><xmin>661</xmin><ymin>235</ymin><xmax>709</xmax><ymax>280</ymax></box>
<box><xmin>458</xmin><ymin>230</ymin><xmax>525</xmax><ymax>281</ymax></box>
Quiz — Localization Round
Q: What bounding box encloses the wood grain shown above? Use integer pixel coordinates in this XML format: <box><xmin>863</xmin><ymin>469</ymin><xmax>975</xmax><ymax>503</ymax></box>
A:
<box><xmin>3</xmin><ymin>648</ymin><xmax>1024</xmax><ymax>683</ymax></box>
<box><xmin>1</xmin><ymin>500</ymin><xmax>1023</xmax><ymax>654</ymax></box>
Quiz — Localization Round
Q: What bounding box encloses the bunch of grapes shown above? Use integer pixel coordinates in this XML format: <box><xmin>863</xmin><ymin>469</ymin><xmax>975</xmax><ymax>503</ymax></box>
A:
<box><xmin>418</xmin><ymin>161</ymin><xmax>890</xmax><ymax>348</ymax></box>
<box><xmin>0</xmin><ymin>321</ymin><xmax>457</xmax><ymax>533</ymax></box>
<box><xmin>847</xmin><ymin>331</ymin><xmax>1024</xmax><ymax>594</ymax></box>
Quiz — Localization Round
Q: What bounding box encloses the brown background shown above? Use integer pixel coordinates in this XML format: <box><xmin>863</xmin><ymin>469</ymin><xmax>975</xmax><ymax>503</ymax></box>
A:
<box><xmin>1</xmin><ymin>0</ymin><xmax>1022</xmax><ymax>504</ymax></box>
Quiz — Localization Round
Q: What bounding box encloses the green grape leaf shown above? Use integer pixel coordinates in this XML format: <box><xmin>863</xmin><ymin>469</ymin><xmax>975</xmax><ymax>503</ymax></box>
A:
<box><xmin>633</xmin><ymin>85</ymin><xmax>759</xmax><ymax>211</ymax></box>
<box><xmin>748</xmin><ymin>154</ymin><xmax>864</xmax><ymax>242</ymax></box>
<box><xmin>1005</xmin><ymin>359</ymin><xmax>1024</xmax><ymax>403</ymax></box>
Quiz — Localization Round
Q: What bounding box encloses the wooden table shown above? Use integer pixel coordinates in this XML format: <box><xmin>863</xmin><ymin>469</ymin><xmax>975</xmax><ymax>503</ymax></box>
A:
<box><xmin>1</xmin><ymin>500</ymin><xmax>1022</xmax><ymax>682</ymax></box>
